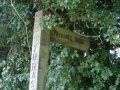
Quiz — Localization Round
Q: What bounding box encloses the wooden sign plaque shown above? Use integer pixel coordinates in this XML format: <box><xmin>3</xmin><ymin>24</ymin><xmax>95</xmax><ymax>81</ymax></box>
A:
<box><xmin>50</xmin><ymin>27</ymin><xmax>90</xmax><ymax>51</ymax></box>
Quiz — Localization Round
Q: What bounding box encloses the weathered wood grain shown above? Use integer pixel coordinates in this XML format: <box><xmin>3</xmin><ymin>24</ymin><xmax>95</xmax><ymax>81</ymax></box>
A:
<box><xmin>29</xmin><ymin>10</ymin><xmax>49</xmax><ymax>90</ymax></box>
<box><xmin>50</xmin><ymin>27</ymin><xmax>90</xmax><ymax>51</ymax></box>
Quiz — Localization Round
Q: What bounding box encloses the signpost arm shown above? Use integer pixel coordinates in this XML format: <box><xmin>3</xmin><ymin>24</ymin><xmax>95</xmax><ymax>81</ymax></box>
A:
<box><xmin>29</xmin><ymin>10</ymin><xmax>49</xmax><ymax>90</ymax></box>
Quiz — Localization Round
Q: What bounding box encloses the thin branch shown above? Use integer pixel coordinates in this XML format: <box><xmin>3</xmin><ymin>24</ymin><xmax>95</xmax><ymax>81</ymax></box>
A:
<box><xmin>56</xmin><ymin>26</ymin><xmax>99</xmax><ymax>38</ymax></box>
<box><xmin>10</xmin><ymin>0</ymin><xmax>26</xmax><ymax>25</ymax></box>
<box><xmin>0</xmin><ymin>16</ymin><xmax>15</xmax><ymax>29</ymax></box>
<box><xmin>77</xmin><ymin>33</ymin><xmax>99</xmax><ymax>38</ymax></box>
<box><xmin>85</xmin><ymin>21</ymin><xmax>104</xmax><ymax>41</ymax></box>
<box><xmin>73</xmin><ymin>21</ymin><xmax>99</xmax><ymax>38</ymax></box>
<box><xmin>49</xmin><ymin>7</ymin><xmax>65</xmax><ymax>22</ymax></box>
<box><xmin>10</xmin><ymin>0</ymin><xmax>31</xmax><ymax>54</ymax></box>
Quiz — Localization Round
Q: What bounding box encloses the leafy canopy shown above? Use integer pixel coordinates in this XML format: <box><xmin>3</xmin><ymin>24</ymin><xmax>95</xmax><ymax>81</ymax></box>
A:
<box><xmin>0</xmin><ymin>0</ymin><xmax>120</xmax><ymax>90</ymax></box>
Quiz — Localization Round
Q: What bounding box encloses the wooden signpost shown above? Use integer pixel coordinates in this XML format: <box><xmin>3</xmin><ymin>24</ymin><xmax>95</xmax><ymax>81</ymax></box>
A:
<box><xmin>29</xmin><ymin>10</ymin><xmax>49</xmax><ymax>90</ymax></box>
<box><xmin>29</xmin><ymin>10</ymin><xmax>90</xmax><ymax>90</ymax></box>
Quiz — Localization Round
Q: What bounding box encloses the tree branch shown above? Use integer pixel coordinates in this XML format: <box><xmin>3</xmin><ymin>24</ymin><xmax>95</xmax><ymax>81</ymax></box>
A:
<box><xmin>10</xmin><ymin>0</ymin><xmax>31</xmax><ymax>54</ymax></box>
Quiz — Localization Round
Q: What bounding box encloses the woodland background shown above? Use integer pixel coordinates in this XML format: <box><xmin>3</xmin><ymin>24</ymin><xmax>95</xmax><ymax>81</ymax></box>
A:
<box><xmin>0</xmin><ymin>0</ymin><xmax>120</xmax><ymax>90</ymax></box>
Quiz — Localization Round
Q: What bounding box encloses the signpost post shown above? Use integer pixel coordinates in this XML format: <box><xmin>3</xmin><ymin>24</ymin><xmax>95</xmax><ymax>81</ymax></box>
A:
<box><xmin>29</xmin><ymin>10</ymin><xmax>90</xmax><ymax>90</ymax></box>
<box><xmin>29</xmin><ymin>10</ymin><xmax>49</xmax><ymax>90</ymax></box>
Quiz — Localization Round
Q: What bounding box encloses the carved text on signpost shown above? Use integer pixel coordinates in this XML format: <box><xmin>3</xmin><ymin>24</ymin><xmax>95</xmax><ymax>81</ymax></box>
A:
<box><xmin>50</xmin><ymin>27</ymin><xmax>90</xmax><ymax>51</ymax></box>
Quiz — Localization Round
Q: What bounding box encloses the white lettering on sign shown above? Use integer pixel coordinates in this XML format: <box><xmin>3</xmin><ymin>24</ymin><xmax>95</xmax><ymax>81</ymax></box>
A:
<box><xmin>29</xmin><ymin>10</ymin><xmax>42</xmax><ymax>90</ymax></box>
<box><xmin>29</xmin><ymin>10</ymin><xmax>50</xmax><ymax>90</ymax></box>
<box><xmin>29</xmin><ymin>45</ymin><xmax>40</xmax><ymax>90</ymax></box>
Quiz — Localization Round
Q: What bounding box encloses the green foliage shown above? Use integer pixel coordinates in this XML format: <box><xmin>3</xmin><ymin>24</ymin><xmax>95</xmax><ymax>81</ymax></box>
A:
<box><xmin>0</xmin><ymin>0</ymin><xmax>33</xmax><ymax>89</ymax></box>
<box><xmin>47</xmin><ymin>46</ymin><xmax>120</xmax><ymax>90</ymax></box>
<box><xmin>43</xmin><ymin>0</ymin><xmax>120</xmax><ymax>90</ymax></box>
<box><xmin>0</xmin><ymin>0</ymin><xmax>120</xmax><ymax>90</ymax></box>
